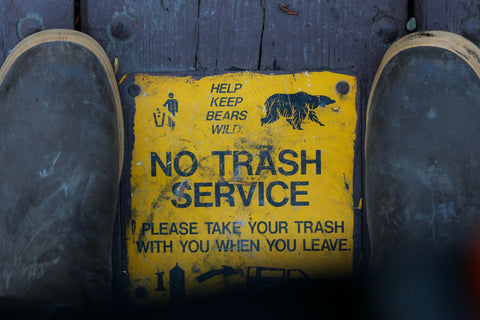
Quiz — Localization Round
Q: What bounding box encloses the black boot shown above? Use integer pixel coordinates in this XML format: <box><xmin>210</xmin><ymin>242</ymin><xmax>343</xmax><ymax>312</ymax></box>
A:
<box><xmin>366</xmin><ymin>31</ymin><xmax>480</xmax><ymax>319</ymax></box>
<box><xmin>0</xmin><ymin>29</ymin><xmax>123</xmax><ymax>314</ymax></box>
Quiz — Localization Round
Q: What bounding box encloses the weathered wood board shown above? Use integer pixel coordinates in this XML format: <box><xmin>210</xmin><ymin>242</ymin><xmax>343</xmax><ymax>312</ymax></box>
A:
<box><xmin>415</xmin><ymin>0</ymin><xmax>480</xmax><ymax>46</ymax></box>
<box><xmin>0</xmin><ymin>0</ymin><xmax>73</xmax><ymax>64</ymax></box>
<box><xmin>81</xmin><ymin>0</ymin><xmax>199</xmax><ymax>74</ymax></box>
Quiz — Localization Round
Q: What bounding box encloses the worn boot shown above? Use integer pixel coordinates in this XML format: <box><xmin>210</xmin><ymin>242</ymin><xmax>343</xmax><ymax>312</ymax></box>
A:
<box><xmin>0</xmin><ymin>29</ymin><xmax>123</xmax><ymax>314</ymax></box>
<box><xmin>366</xmin><ymin>31</ymin><xmax>480</xmax><ymax>319</ymax></box>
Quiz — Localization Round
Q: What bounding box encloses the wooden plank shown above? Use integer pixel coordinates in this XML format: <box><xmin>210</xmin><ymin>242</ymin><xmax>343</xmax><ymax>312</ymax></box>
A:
<box><xmin>84</xmin><ymin>1</ymin><xmax>265</xmax><ymax>74</ymax></box>
<box><xmin>415</xmin><ymin>0</ymin><xmax>449</xmax><ymax>31</ymax></box>
<box><xmin>82</xmin><ymin>1</ymin><xmax>199</xmax><ymax>76</ymax></box>
<box><xmin>197</xmin><ymin>0</ymin><xmax>264</xmax><ymax>70</ymax></box>
<box><xmin>260</xmin><ymin>1</ymin><xmax>407</xmax><ymax>77</ymax></box>
<box><xmin>0</xmin><ymin>0</ymin><xmax>73</xmax><ymax>64</ymax></box>
<box><xmin>415</xmin><ymin>0</ymin><xmax>480</xmax><ymax>45</ymax></box>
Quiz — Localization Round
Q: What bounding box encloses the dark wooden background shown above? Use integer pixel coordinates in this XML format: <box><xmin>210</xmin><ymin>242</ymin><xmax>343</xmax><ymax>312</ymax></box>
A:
<box><xmin>2</xmin><ymin>0</ymin><xmax>479</xmax><ymax>302</ymax></box>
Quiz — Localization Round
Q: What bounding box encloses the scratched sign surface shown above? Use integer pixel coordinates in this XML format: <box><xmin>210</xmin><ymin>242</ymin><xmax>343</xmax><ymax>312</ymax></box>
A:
<box><xmin>125</xmin><ymin>71</ymin><xmax>357</xmax><ymax>303</ymax></box>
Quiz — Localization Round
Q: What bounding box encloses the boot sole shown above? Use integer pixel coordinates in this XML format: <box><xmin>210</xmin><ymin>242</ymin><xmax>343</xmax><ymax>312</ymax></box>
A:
<box><xmin>0</xmin><ymin>29</ymin><xmax>124</xmax><ymax>178</ymax></box>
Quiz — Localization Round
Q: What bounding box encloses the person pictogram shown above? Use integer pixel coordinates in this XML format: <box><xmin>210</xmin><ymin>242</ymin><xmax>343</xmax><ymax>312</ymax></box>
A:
<box><xmin>163</xmin><ymin>92</ymin><xmax>178</xmax><ymax>130</ymax></box>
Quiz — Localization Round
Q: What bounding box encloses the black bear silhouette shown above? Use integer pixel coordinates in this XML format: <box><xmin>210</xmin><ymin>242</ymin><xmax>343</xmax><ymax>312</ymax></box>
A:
<box><xmin>261</xmin><ymin>92</ymin><xmax>336</xmax><ymax>130</ymax></box>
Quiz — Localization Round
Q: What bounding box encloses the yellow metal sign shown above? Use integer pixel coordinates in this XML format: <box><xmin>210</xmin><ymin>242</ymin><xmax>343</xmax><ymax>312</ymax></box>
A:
<box><xmin>124</xmin><ymin>71</ymin><xmax>357</xmax><ymax>303</ymax></box>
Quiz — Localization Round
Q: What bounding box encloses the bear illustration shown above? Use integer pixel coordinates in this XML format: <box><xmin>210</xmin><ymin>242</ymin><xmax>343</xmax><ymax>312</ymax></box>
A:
<box><xmin>260</xmin><ymin>92</ymin><xmax>336</xmax><ymax>130</ymax></box>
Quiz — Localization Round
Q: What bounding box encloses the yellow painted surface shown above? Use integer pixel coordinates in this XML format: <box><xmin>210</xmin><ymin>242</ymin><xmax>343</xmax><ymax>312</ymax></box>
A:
<box><xmin>127</xmin><ymin>71</ymin><xmax>357</xmax><ymax>303</ymax></box>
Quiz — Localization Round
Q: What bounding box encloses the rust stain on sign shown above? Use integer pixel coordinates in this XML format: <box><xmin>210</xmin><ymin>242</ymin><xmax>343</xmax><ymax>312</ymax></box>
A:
<box><xmin>279</xmin><ymin>4</ymin><xmax>299</xmax><ymax>15</ymax></box>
